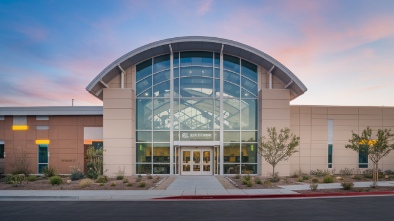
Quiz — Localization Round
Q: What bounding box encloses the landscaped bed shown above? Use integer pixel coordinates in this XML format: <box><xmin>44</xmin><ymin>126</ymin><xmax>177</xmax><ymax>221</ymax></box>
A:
<box><xmin>0</xmin><ymin>175</ymin><xmax>163</xmax><ymax>190</ymax></box>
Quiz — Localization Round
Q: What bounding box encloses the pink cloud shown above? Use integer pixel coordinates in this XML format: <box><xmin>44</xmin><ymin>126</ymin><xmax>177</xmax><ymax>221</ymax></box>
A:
<box><xmin>198</xmin><ymin>0</ymin><xmax>213</xmax><ymax>16</ymax></box>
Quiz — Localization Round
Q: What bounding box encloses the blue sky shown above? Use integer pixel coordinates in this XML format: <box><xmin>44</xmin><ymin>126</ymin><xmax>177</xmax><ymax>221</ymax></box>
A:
<box><xmin>0</xmin><ymin>0</ymin><xmax>393</xmax><ymax>106</ymax></box>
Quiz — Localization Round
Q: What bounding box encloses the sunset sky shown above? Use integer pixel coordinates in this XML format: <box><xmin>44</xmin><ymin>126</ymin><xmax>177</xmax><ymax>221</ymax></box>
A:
<box><xmin>0</xmin><ymin>0</ymin><xmax>393</xmax><ymax>107</ymax></box>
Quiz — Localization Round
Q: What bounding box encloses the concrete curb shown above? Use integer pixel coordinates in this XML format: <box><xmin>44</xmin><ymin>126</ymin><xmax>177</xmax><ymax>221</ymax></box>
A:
<box><xmin>155</xmin><ymin>191</ymin><xmax>394</xmax><ymax>200</ymax></box>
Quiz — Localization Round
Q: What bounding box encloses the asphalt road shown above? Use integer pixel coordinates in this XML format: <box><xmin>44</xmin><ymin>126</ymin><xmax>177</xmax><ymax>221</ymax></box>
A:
<box><xmin>1</xmin><ymin>196</ymin><xmax>393</xmax><ymax>221</ymax></box>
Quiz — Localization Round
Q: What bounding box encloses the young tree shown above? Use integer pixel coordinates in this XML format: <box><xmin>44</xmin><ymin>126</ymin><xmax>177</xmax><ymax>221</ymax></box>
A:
<box><xmin>258</xmin><ymin>127</ymin><xmax>300</xmax><ymax>179</ymax></box>
<box><xmin>345</xmin><ymin>127</ymin><xmax>394</xmax><ymax>187</ymax></box>
<box><xmin>86</xmin><ymin>145</ymin><xmax>104</xmax><ymax>179</ymax></box>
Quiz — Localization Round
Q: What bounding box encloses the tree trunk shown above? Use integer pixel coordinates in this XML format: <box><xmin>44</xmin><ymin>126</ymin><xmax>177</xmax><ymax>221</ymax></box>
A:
<box><xmin>372</xmin><ymin>162</ymin><xmax>378</xmax><ymax>187</ymax></box>
<box><xmin>272</xmin><ymin>164</ymin><xmax>276</xmax><ymax>178</ymax></box>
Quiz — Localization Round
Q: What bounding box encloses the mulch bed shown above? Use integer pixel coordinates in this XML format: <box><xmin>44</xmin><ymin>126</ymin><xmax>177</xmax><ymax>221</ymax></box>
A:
<box><xmin>0</xmin><ymin>176</ymin><xmax>163</xmax><ymax>190</ymax></box>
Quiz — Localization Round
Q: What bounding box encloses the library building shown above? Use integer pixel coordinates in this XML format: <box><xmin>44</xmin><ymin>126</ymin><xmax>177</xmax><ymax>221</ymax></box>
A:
<box><xmin>1</xmin><ymin>36</ymin><xmax>394</xmax><ymax>176</ymax></box>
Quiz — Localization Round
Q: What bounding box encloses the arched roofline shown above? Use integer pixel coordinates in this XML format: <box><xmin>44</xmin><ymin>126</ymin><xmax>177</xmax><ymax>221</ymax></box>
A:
<box><xmin>86</xmin><ymin>36</ymin><xmax>307</xmax><ymax>100</ymax></box>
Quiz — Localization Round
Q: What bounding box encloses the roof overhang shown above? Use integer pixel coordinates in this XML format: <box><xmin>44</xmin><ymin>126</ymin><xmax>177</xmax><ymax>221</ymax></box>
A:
<box><xmin>86</xmin><ymin>36</ymin><xmax>307</xmax><ymax>100</ymax></box>
<box><xmin>0</xmin><ymin>106</ymin><xmax>103</xmax><ymax>116</ymax></box>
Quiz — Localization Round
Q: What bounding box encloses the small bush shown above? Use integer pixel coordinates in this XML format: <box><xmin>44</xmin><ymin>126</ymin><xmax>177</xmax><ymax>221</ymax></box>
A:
<box><xmin>291</xmin><ymin>169</ymin><xmax>304</xmax><ymax>178</ymax></box>
<box><xmin>99</xmin><ymin>183</ymin><xmax>104</xmax><ymax>186</ymax></box>
<box><xmin>246</xmin><ymin>181</ymin><xmax>253</xmax><ymax>187</ymax></box>
<box><xmin>234</xmin><ymin>174</ymin><xmax>241</xmax><ymax>179</ymax></box>
<box><xmin>95</xmin><ymin>175</ymin><xmax>108</xmax><ymax>183</ymax></box>
<box><xmin>302</xmin><ymin>175</ymin><xmax>309</xmax><ymax>180</ymax></box>
<box><xmin>110</xmin><ymin>182</ymin><xmax>116</xmax><ymax>186</ymax></box>
<box><xmin>9</xmin><ymin>149</ymin><xmax>31</xmax><ymax>176</ymax></box>
<box><xmin>243</xmin><ymin>174</ymin><xmax>251</xmax><ymax>182</ymax></box>
<box><xmin>147</xmin><ymin>174</ymin><xmax>153</xmax><ymax>179</ymax></box>
<box><xmin>323</xmin><ymin>175</ymin><xmax>334</xmax><ymax>183</ymax></box>
<box><xmin>263</xmin><ymin>180</ymin><xmax>272</xmax><ymax>186</ymax></box>
<box><xmin>127</xmin><ymin>182</ymin><xmax>133</xmax><ymax>187</ymax></box>
<box><xmin>79</xmin><ymin>178</ymin><xmax>94</xmax><ymax>188</ymax></box>
<box><xmin>70</xmin><ymin>169</ymin><xmax>84</xmax><ymax>181</ymax></box>
<box><xmin>116</xmin><ymin>175</ymin><xmax>124</xmax><ymax>180</ymax></box>
<box><xmin>310</xmin><ymin>183</ymin><xmax>318</xmax><ymax>191</ymax></box>
<box><xmin>6</xmin><ymin>174</ymin><xmax>26</xmax><ymax>186</ymax></box>
<box><xmin>312</xmin><ymin>178</ymin><xmax>319</xmax><ymax>183</ymax></box>
<box><xmin>49</xmin><ymin>176</ymin><xmax>63</xmax><ymax>185</ymax></box>
<box><xmin>255</xmin><ymin>177</ymin><xmax>262</xmax><ymax>184</ymax></box>
<box><xmin>341</xmin><ymin>181</ymin><xmax>354</xmax><ymax>190</ymax></box>
<box><xmin>123</xmin><ymin>178</ymin><xmax>129</xmax><ymax>183</ymax></box>
<box><xmin>339</xmin><ymin>168</ymin><xmax>354</xmax><ymax>175</ymax></box>
<box><xmin>43</xmin><ymin>166</ymin><xmax>57</xmax><ymax>178</ymax></box>
<box><xmin>136</xmin><ymin>177</ymin><xmax>142</xmax><ymax>182</ymax></box>
<box><xmin>27</xmin><ymin>175</ymin><xmax>38</xmax><ymax>182</ymax></box>
<box><xmin>310</xmin><ymin>169</ymin><xmax>331</xmax><ymax>177</ymax></box>
<box><xmin>270</xmin><ymin>176</ymin><xmax>280</xmax><ymax>183</ymax></box>
<box><xmin>384</xmin><ymin>170</ymin><xmax>394</xmax><ymax>175</ymax></box>
<box><xmin>353</xmin><ymin>175</ymin><xmax>362</xmax><ymax>180</ymax></box>
<box><xmin>138</xmin><ymin>182</ymin><xmax>146</xmax><ymax>188</ymax></box>
<box><xmin>298</xmin><ymin>177</ymin><xmax>304</xmax><ymax>182</ymax></box>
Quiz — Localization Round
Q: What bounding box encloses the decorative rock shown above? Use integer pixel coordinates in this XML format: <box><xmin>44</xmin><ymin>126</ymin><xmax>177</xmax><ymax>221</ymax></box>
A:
<box><xmin>66</xmin><ymin>179</ymin><xmax>71</xmax><ymax>184</ymax></box>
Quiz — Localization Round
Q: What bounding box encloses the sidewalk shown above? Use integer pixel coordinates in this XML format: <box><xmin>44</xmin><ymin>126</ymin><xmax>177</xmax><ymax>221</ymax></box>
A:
<box><xmin>0</xmin><ymin>177</ymin><xmax>393</xmax><ymax>201</ymax></box>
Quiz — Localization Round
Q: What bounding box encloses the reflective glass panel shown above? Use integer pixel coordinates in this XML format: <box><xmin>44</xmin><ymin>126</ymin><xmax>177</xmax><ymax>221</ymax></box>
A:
<box><xmin>224</xmin><ymin>164</ymin><xmax>240</xmax><ymax>174</ymax></box>
<box><xmin>38</xmin><ymin>145</ymin><xmax>48</xmax><ymax>163</ymax></box>
<box><xmin>223</xmin><ymin>143</ymin><xmax>240</xmax><ymax>163</ymax></box>
<box><xmin>223</xmin><ymin>99</ymin><xmax>240</xmax><ymax>130</ymax></box>
<box><xmin>153</xmin><ymin>144</ymin><xmax>170</xmax><ymax>163</ymax></box>
<box><xmin>223</xmin><ymin>54</ymin><xmax>240</xmax><ymax>73</ymax></box>
<box><xmin>214</xmin><ymin>99</ymin><xmax>220</xmax><ymax>129</ymax></box>
<box><xmin>153</xmin><ymin>99</ymin><xmax>170</xmax><ymax>130</ymax></box>
<box><xmin>153</xmin><ymin>131</ymin><xmax>170</xmax><ymax>142</ymax></box>
<box><xmin>180</xmin><ymin>77</ymin><xmax>213</xmax><ymax>97</ymax></box>
<box><xmin>241</xmin><ymin>131</ymin><xmax>257</xmax><ymax>142</ymax></box>
<box><xmin>136</xmin><ymin>131</ymin><xmax>152</xmax><ymax>142</ymax></box>
<box><xmin>173</xmin><ymin>52</ymin><xmax>179</xmax><ymax>67</ymax></box>
<box><xmin>214</xmin><ymin>53</ymin><xmax>220</xmax><ymax>67</ymax></box>
<box><xmin>178</xmin><ymin>99</ymin><xmax>214</xmax><ymax>130</ymax></box>
<box><xmin>153</xmin><ymin>70</ymin><xmax>170</xmax><ymax>85</ymax></box>
<box><xmin>153</xmin><ymin>164</ymin><xmax>170</xmax><ymax>174</ymax></box>
<box><xmin>180</xmin><ymin>51</ymin><xmax>213</xmax><ymax>66</ymax></box>
<box><xmin>241</xmin><ymin>99</ymin><xmax>257</xmax><ymax>130</ymax></box>
<box><xmin>241</xmin><ymin>77</ymin><xmax>257</xmax><ymax>97</ymax></box>
<box><xmin>224</xmin><ymin>70</ymin><xmax>240</xmax><ymax>85</ymax></box>
<box><xmin>136</xmin><ymin>143</ymin><xmax>152</xmax><ymax>163</ymax></box>
<box><xmin>223</xmin><ymin>82</ymin><xmax>240</xmax><ymax>97</ymax></box>
<box><xmin>136</xmin><ymin>59</ymin><xmax>152</xmax><ymax>82</ymax></box>
<box><xmin>137</xmin><ymin>164</ymin><xmax>152</xmax><ymax>174</ymax></box>
<box><xmin>241</xmin><ymin>59</ymin><xmax>257</xmax><ymax>82</ymax></box>
<box><xmin>136</xmin><ymin>76</ymin><xmax>152</xmax><ymax>96</ymax></box>
<box><xmin>153</xmin><ymin>81</ymin><xmax>170</xmax><ymax>97</ymax></box>
<box><xmin>241</xmin><ymin>164</ymin><xmax>257</xmax><ymax>174</ymax></box>
<box><xmin>136</xmin><ymin>99</ymin><xmax>152</xmax><ymax>130</ymax></box>
<box><xmin>180</xmin><ymin>67</ymin><xmax>213</xmax><ymax>77</ymax></box>
<box><xmin>241</xmin><ymin>143</ymin><xmax>257</xmax><ymax>163</ymax></box>
<box><xmin>224</xmin><ymin>131</ymin><xmax>240</xmax><ymax>142</ymax></box>
<box><xmin>153</xmin><ymin>54</ymin><xmax>170</xmax><ymax>73</ymax></box>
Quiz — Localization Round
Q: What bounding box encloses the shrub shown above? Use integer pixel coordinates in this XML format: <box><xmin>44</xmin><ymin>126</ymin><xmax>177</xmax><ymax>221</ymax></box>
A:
<box><xmin>302</xmin><ymin>175</ymin><xmax>309</xmax><ymax>180</ymax></box>
<box><xmin>384</xmin><ymin>170</ymin><xmax>394</xmax><ymax>175</ymax></box>
<box><xmin>353</xmin><ymin>175</ymin><xmax>362</xmax><ymax>180</ymax></box>
<box><xmin>255</xmin><ymin>177</ymin><xmax>262</xmax><ymax>184</ymax></box>
<box><xmin>136</xmin><ymin>177</ymin><xmax>142</xmax><ymax>182</ymax></box>
<box><xmin>263</xmin><ymin>180</ymin><xmax>272</xmax><ymax>186</ymax></box>
<box><xmin>138</xmin><ymin>182</ymin><xmax>146</xmax><ymax>188</ymax></box>
<box><xmin>123</xmin><ymin>178</ymin><xmax>129</xmax><ymax>183</ymax></box>
<box><xmin>99</xmin><ymin>183</ymin><xmax>104</xmax><ymax>186</ymax></box>
<box><xmin>116</xmin><ymin>175</ymin><xmax>124</xmax><ymax>180</ymax></box>
<box><xmin>298</xmin><ymin>177</ymin><xmax>304</xmax><ymax>182</ymax></box>
<box><xmin>341</xmin><ymin>181</ymin><xmax>354</xmax><ymax>190</ymax></box>
<box><xmin>310</xmin><ymin>183</ymin><xmax>318</xmax><ymax>191</ymax></box>
<box><xmin>339</xmin><ymin>168</ymin><xmax>354</xmax><ymax>175</ymax></box>
<box><xmin>323</xmin><ymin>175</ymin><xmax>334</xmax><ymax>183</ymax></box>
<box><xmin>310</xmin><ymin>169</ymin><xmax>331</xmax><ymax>177</ymax></box>
<box><xmin>70</xmin><ymin>167</ymin><xmax>84</xmax><ymax>181</ymax></box>
<box><xmin>110</xmin><ymin>182</ymin><xmax>116</xmax><ymax>187</ymax></box>
<box><xmin>246</xmin><ymin>181</ymin><xmax>253</xmax><ymax>187</ymax></box>
<box><xmin>49</xmin><ymin>176</ymin><xmax>63</xmax><ymax>185</ymax></box>
<box><xmin>243</xmin><ymin>174</ymin><xmax>251</xmax><ymax>182</ymax></box>
<box><xmin>43</xmin><ymin>166</ymin><xmax>57</xmax><ymax>178</ymax></box>
<box><xmin>127</xmin><ymin>182</ymin><xmax>133</xmax><ymax>187</ymax></box>
<box><xmin>95</xmin><ymin>175</ymin><xmax>108</xmax><ymax>183</ymax></box>
<box><xmin>147</xmin><ymin>174</ymin><xmax>153</xmax><ymax>179</ymax></box>
<box><xmin>27</xmin><ymin>175</ymin><xmax>37</xmax><ymax>182</ymax></box>
<box><xmin>5</xmin><ymin>174</ymin><xmax>26</xmax><ymax>186</ymax></box>
<box><xmin>234</xmin><ymin>174</ymin><xmax>241</xmax><ymax>179</ymax></box>
<box><xmin>79</xmin><ymin>178</ymin><xmax>94</xmax><ymax>188</ymax></box>
<box><xmin>291</xmin><ymin>169</ymin><xmax>304</xmax><ymax>178</ymax></box>
<box><xmin>9</xmin><ymin>149</ymin><xmax>31</xmax><ymax>175</ymax></box>
<box><xmin>85</xmin><ymin>146</ymin><xmax>104</xmax><ymax>179</ymax></box>
<box><xmin>312</xmin><ymin>177</ymin><xmax>319</xmax><ymax>183</ymax></box>
<box><xmin>270</xmin><ymin>176</ymin><xmax>280</xmax><ymax>183</ymax></box>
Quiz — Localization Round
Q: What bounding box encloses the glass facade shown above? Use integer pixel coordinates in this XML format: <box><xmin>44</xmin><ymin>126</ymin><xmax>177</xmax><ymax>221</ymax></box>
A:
<box><xmin>136</xmin><ymin>51</ymin><xmax>258</xmax><ymax>174</ymax></box>
<box><xmin>38</xmin><ymin>144</ymin><xmax>48</xmax><ymax>174</ymax></box>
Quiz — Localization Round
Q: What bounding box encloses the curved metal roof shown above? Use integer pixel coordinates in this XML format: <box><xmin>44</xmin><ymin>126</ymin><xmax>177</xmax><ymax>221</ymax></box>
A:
<box><xmin>86</xmin><ymin>36</ymin><xmax>307</xmax><ymax>100</ymax></box>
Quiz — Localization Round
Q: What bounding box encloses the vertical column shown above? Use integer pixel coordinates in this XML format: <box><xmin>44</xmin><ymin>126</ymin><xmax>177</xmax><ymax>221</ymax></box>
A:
<box><xmin>219</xmin><ymin>50</ymin><xmax>224</xmax><ymax>175</ymax></box>
<box><xmin>169</xmin><ymin>45</ymin><xmax>174</xmax><ymax>174</ymax></box>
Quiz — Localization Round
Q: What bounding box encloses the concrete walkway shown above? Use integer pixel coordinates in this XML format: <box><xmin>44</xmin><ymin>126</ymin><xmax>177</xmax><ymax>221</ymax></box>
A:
<box><xmin>0</xmin><ymin>177</ymin><xmax>393</xmax><ymax>201</ymax></box>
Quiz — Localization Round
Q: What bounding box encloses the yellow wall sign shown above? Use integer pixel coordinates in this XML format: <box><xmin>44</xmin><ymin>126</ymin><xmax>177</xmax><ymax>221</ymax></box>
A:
<box><xmin>35</xmin><ymin>140</ymin><xmax>50</xmax><ymax>145</ymax></box>
<box><xmin>12</xmin><ymin>125</ymin><xmax>29</xmax><ymax>130</ymax></box>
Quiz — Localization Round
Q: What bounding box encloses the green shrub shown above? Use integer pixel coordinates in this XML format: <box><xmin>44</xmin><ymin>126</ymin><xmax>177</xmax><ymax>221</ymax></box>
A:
<box><xmin>85</xmin><ymin>146</ymin><xmax>103</xmax><ymax>179</ymax></box>
<box><xmin>339</xmin><ymin>168</ymin><xmax>354</xmax><ymax>175</ymax></box>
<box><xmin>123</xmin><ymin>178</ymin><xmax>129</xmax><ymax>183</ymax></box>
<box><xmin>43</xmin><ymin>166</ymin><xmax>57</xmax><ymax>177</ymax></box>
<box><xmin>341</xmin><ymin>181</ymin><xmax>354</xmax><ymax>190</ymax></box>
<box><xmin>312</xmin><ymin>177</ymin><xmax>319</xmax><ymax>183</ymax></box>
<box><xmin>5</xmin><ymin>174</ymin><xmax>26</xmax><ymax>186</ymax></box>
<box><xmin>310</xmin><ymin>183</ymin><xmax>318</xmax><ymax>191</ymax></box>
<box><xmin>246</xmin><ymin>181</ymin><xmax>253</xmax><ymax>187</ymax></box>
<box><xmin>95</xmin><ymin>175</ymin><xmax>108</xmax><ymax>183</ymax></box>
<box><xmin>99</xmin><ymin>183</ymin><xmax>104</xmax><ymax>186</ymax></box>
<box><xmin>79</xmin><ymin>178</ymin><xmax>94</xmax><ymax>188</ymax></box>
<box><xmin>310</xmin><ymin>169</ymin><xmax>331</xmax><ymax>177</ymax></box>
<box><xmin>110</xmin><ymin>182</ymin><xmax>116</xmax><ymax>187</ymax></box>
<box><xmin>49</xmin><ymin>176</ymin><xmax>63</xmax><ymax>185</ymax></box>
<box><xmin>255</xmin><ymin>177</ymin><xmax>262</xmax><ymax>184</ymax></box>
<box><xmin>270</xmin><ymin>176</ymin><xmax>280</xmax><ymax>183</ymax></box>
<box><xmin>243</xmin><ymin>174</ymin><xmax>251</xmax><ymax>182</ymax></box>
<box><xmin>138</xmin><ymin>182</ymin><xmax>146</xmax><ymax>188</ymax></box>
<box><xmin>323</xmin><ymin>175</ymin><xmax>334</xmax><ymax>183</ymax></box>
<box><xmin>27</xmin><ymin>175</ymin><xmax>37</xmax><ymax>182</ymax></box>
<box><xmin>302</xmin><ymin>175</ymin><xmax>309</xmax><ymax>180</ymax></box>
<box><xmin>263</xmin><ymin>180</ymin><xmax>272</xmax><ymax>186</ymax></box>
<box><xmin>70</xmin><ymin>169</ymin><xmax>84</xmax><ymax>181</ymax></box>
<box><xmin>234</xmin><ymin>174</ymin><xmax>241</xmax><ymax>179</ymax></box>
<box><xmin>242</xmin><ymin>179</ymin><xmax>249</xmax><ymax>185</ymax></box>
<box><xmin>116</xmin><ymin>175</ymin><xmax>124</xmax><ymax>180</ymax></box>
<box><xmin>298</xmin><ymin>177</ymin><xmax>304</xmax><ymax>182</ymax></box>
<box><xmin>127</xmin><ymin>182</ymin><xmax>133</xmax><ymax>187</ymax></box>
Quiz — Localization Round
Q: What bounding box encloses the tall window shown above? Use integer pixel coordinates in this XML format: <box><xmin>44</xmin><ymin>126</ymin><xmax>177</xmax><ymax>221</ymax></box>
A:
<box><xmin>359</xmin><ymin>145</ymin><xmax>368</xmax><ymax>168</ymax></box>
<box><xmin>327</xmin><ymin>119</ymin><xmax>333</xmax><ymax>168</ymax></box>
<box><xmin>38</xmin><ymin>144</ymin><xmax>48</xmax><ymax>173</ymax></box>
<box><xmin>0</xmin><ymin>141</ymin><xmax>4</xmax><ymax>159</ymax></box>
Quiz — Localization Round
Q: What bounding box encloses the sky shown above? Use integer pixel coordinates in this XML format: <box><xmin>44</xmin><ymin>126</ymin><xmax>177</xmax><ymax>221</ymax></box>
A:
<box><xmin>0</xmin><ymin>0</ymin><xmax>393</xmax><ymax>107</ymax></box>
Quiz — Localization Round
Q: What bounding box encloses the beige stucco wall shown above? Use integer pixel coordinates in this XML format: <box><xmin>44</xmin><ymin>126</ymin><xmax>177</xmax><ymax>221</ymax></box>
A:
<box><xmin>260</xmin><ymin>88</ymin><xmax>291</xmax><ymax>176</ymax></box>
<box><xmin>290</xmin><ymin>106</ymin><xmax>394</xmax><ymax>175</ymax></box>
<box><xmin>103</xmin><ymin>88</ymin><xmax>135</xmax><ymax>176</ymax></box>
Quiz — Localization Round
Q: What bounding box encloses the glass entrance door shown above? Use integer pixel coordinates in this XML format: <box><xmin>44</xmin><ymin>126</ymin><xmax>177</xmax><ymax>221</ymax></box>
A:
<box><xmin>181</xmin><ymin>147</ymin><xmax>212</xmax><ymax>175</ymax></box>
